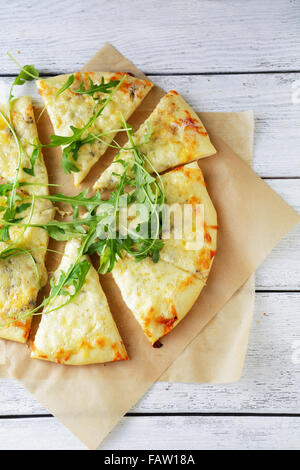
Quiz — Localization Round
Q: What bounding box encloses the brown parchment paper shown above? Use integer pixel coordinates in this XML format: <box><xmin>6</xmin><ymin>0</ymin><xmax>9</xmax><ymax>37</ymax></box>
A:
<box><xmin>1</xmin><ymin>44</ymin><xmax>299</xmax><ymax>449</ymax></box>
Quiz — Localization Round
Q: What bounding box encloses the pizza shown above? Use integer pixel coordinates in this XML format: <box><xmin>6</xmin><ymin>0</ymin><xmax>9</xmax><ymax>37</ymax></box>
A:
<box><xmin>94</xmin><ymin>90</ymin><xmax>216</xmax><ymax>191</ymax></box>
<box><xmin>37</xmin><ymin>72</ymin><xmax>152</xmax><ymax>186</ymax></box>
<box><xmin>0</xmin><ymin>96</ymin><xmax>49</xmax><ymax>195</ymax></box>
<box><xmin>111</xmin><ymin>162</ymin><xmax>217</xmax><ymax>344</ymax></box>
<box><xmin>112</xmin><ymin>254</ymin><xmax>205</xmax><ymax>345</ymax></box>
<box><xmin>31</xmin><ymin>239</ymin><xmax>128</xmax><ymax>365</ymax></box>
<box><xmin>0</xmin><ymin>61</ymin><xmax>217</xmax><ymax>356</ymax></box>
<box><xmin>159</xmin><ymin>162</ymin><xmax>217</xmax><ymax>279</ymax></box>
<box><xmin>0</xmin><ymin>96</ymin><xmax>53</xmax><ymax>343</ymax></box>
<box><xmin>0</xmin><ymin>198</ymin><xmax>53</xmax><ymax>343</ymax></box>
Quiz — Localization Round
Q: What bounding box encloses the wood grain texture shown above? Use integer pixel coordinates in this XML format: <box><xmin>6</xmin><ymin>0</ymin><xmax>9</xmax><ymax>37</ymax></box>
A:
<box><xmin>152</xmin><ymin>74</ymin><xmax>300</xmax><ymax>178</ymax></box>
<box><xmin>0</xmin><ymin>415</ymin><xmax>299</xmax><ymax>450</ymax></box>
<box><xmin>1</xmin><ymin>72</ymin><xmax>300</xmax><ymax>177</ymax></box>
<box><xmin>0</xmin><ymin>0</ymin><xmax>299</xmax><ymax>451</ymax></box>
<box><xmin>0</xmin><ymin>0</ymin><xmax>299</xmax><ymax>75</ymax></box>
<box><xmin>256</xmin><ymin>179</ymin><xmax>300</xmax><ymax>289</ymax></box>
<box><xmin>1</xmin><ymin>292</ymin><xmax>299</xmax><ymax>416</ymax></box>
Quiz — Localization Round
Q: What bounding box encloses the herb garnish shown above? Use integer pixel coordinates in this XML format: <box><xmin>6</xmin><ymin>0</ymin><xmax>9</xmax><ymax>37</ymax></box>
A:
<box><xmin>72</xmin><ymin>76</ymin><xmax>120</xmax><ymax>98</ymax></box>
<box><xmin>0</xmin><ymin>56</ymin><xmax>166</xmax><ymax>328</ymax></box>
<box><xmin>41</xmin><ymin>75</ymin><xmax>125</xmax><ymax>174</ymax></box>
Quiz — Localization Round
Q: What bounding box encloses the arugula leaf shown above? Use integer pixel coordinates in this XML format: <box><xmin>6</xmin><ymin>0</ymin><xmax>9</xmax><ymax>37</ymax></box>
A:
<box><xmin>36</xmin><ymin>219</ymin><xmax>87</xmax><ymax>241</ymax></box>
<box><xmin>55</xmin><ymin>74</ymin><xmax>75</xmax><ymax>98</ymax></box>
<box><xmin>7</xmin><ymin>53</ymin><xmax>39</xmax><ymax>84</ymax></box>
<box><xmin>15</xmin><ymin>202</ymin><xmax>31</xmax><ymax>214</ymax></box>
<box><xmin>49</xmin><ymin>259</ymin><xmax>90</xmax><ymax>303</ymax></box>
<box><xmin>42</xmin><ymin>75</ymin><xmax>126</xmax><ymax>174</ymax></box>
<box><xmin>23</xmin><ymin>146</ymin><xmax>40</xmax><ymax>176</ymax></box>
<box><xmin>0</xmin><ymin>181</ymin><xmax>48</xmax><ymax>196</ymax></box>
<box><xmin>7</xmin><ymin>54</ymin><xmax>39</xmax><ymax>115</ymax></box>
<box><xmin>72</xmin><ymin>76</ymin><xmax>120</xmax><ymax>98</ymax></box>
<box><xmin>39</xmin><ymin>189</ymin><xmax>103</xmax><ymax>213</ymax></box>
<box><xmin>61</xmin><ymin>145</ymin><xmax>81</xmax><ymax>173</ymax></box>
<box><xmin>0</xmin><ymin>225</ymin><xmax>9</xmax><ymax>242</ymax></box>
<box><xmin>48</xmin><ymin>125</ymin><xmax>84</xmax><ymax>148</ymax></box>
<box><xmin>13</xmin><ymin>64</ymin><xmax>39</xmax><ymax>85</ymax></box>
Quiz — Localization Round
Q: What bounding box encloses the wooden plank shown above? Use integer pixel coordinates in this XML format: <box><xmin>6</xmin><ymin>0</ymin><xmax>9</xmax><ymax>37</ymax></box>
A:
<box><xmin>0</xmin><ymin>415</ymin><xmax>299</xmax><ymax>450</ymax></box>
<box><xmin>101</xmin><ymin>415</ymin><xmax>300</xmax><ymax>451</ymax></box>
<box><xmin>256</xmin><ymin>179</ymin><xmax>300</xmax><ymax>289</ymax></box>
<box><xmin>152</xmin><ymin>74</ymin><xmax>300</xmax><ymax>177</ymax></box>
<box><xmin>0</xmin><ymin>1</ymin><xmax>299</xmax><ymax>74</ymax></box>
<box><xmin>0</xmin><ymin>417</ymin><xmax>85</xmax><ymax>450</ymax></box>
<box><xmin>1</xmin><ymin>292</ymin><xmax>299</xmax><ymax>415</ymax></box>
<box><xmin>1</xmin><ymin>72</ymin><xmax>300</xmax><ymax>177</ymax></box>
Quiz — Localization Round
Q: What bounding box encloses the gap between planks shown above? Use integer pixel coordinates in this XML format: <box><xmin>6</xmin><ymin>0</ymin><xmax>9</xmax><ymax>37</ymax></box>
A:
<box><xmin>1</xmin><ymin>70</ymin><xmax>300</xmax><ymax>78</ymax></box>
<box><xmin>1</xmin><ymin>412</ymin><xmax>300</xmax><ymax>420</ymax></box>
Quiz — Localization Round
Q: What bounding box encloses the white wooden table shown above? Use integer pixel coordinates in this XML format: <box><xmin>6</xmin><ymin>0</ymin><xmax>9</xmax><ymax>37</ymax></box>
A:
<box><xmin>0</xmin><ymin>0</ymin><xmax>299</xmax><ymax>450</ymax></box>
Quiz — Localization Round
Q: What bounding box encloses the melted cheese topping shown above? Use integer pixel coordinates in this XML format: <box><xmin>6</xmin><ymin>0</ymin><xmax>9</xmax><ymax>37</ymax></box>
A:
<box><xmin>113</xmin><ymin>255</ymin><xmax>204</xmax><ymax>345</ymax></box>
<box><xmin>159</xmin><ymin>162</ymin><xmax>217</xmax><ymax>279</ymax></box>
<box><xmin>94</xmin><ymin>90</ymin><xmax>216</xmax><ymax>191</ymax></box>
<box><xmin>0</xmin><ymin>96</ymin><xmax>49</xmax><ymax>195</ymax></box>
<box><xmin>37</xmin><ymin>72</ymin><xmax>152</xmax><ymax>186</ymax></box>
<box><xmin>32</xmin><ymin>239</ymin><xmax>128</xmax><ymax>365</ymax></box>
<box><xmin>0</xmin><ymin>198</ymin><xmax>54</xmax><ymax>343</ymax></box>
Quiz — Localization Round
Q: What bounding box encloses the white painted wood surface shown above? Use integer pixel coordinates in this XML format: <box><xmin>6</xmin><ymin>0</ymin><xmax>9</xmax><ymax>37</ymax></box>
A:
<box><xmin>0</xmin><ymin>0</ymin><xmax>299</xmax><ymax>451</ymax></box>
<box><xmin>1</xmin><ymin>292</ymin><xmax>300</xmax><ymax>418</ymax></box>
<box><xmin>0</xmin><ymin>0</ymin><xmax>299</xmax><ymax>75</ymax></box>
<box><xmin>0</xmin><ymin>415</ymin><xmax>300</xmax><ymax>450</ymax></box>
<box><xmin>1</xmin><ymin>73</ymin><xmax>300</xmax><ymax>177</ymax></box>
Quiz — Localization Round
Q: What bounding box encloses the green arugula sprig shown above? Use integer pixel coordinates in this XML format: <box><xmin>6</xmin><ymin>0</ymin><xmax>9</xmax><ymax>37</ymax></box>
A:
<box><xmin>37</xmin><ymin>189</ymin><xmax>103</xmax><ymax>212</ymax></box>
<box><xmin>72</xmin><ymin>76</ymin><xmax>120</xmax><ymax>99</ymax></box>
<box><xmin>7</xmin><ymin>52</ymin><xmax>39</xmax><ymax>114</ymax></box>
<box><xmin>0</xmin><ymin>222</ymin><xmax>97</xmax><ymax>329</ymax></box>
<box><xmin>0</xmin><ymin>54</ymin><xmax>42</xmax><ymax>221</ymax></box>
<box><xmin>55</xmin><ymin>74</ymin><xmax>75</xmax><ymax>97</ymax></box>
<box><xmin>83</xmin><ymin>115</ymin><xmax>166</xmax><ymax>272</ymax></box>
<box><xmin>41</xmin><ymin>75</ymin><xmax>125</xmax><ymax>174</ymax></box>
<box><xmin>23</xmin><ymin>145</ymin><xmax>40</xmax><ymax>176</ymax></box>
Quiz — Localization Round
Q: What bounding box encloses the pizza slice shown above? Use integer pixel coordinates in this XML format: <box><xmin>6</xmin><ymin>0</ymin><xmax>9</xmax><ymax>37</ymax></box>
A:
<box><xmin>37</xmin><ymin>72</ymin><xmax>152</xmax><ymax>186</ymax></box>
<box><xmin>112</xmin><ymin>254</ymin><xmax>204</xmax><ymax>345</ymax></box>
<box><xmin>0</xmin><ymin>198</ymin><xmax>54</xmax><ymax>343</ymax></box>
<box><xmin>31</xmin><ymin>239</ymin><xmax>128</xmax><ymax>365</ymax></box>
<box><xmin>159</xmin><ymin>162</ymin><xmax>217</xmax><ymax>280</ymax></box>
<box><xmin>118</xmin><ymin>161</ymin><xmax>217</xmax><ymax>280</ymax></box>
<box><xmin>94</xmin><ymin>90</ymin><xmax>216</xmax><ymax>191</ymax></box>
<box><xmin>0</xmin><ymin>96</ymin><xmax>49</xmax><ymax>195</ymax></box>
<box><xmin>0</xmin><ymin>96</ymin><xmax>53</xmax><ymax>343</ymax></box>
<box><xmin>111</xmin><ymin>163</ymin><xmax>217</xmax><ymax>345</ymax></box>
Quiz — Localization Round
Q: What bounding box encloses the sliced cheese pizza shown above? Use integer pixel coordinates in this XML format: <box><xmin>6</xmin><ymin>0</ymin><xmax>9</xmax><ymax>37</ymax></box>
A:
<box><xmin>32</xmin><ymin>239</ymin><xmax>128</xmax><ymax>365</ymax></box>
<box><xmin>112</xmin><ymin>255</ymin><xmax>204</xmax><ymax>345</ymax></box>
<box><xmin>0</xmin><ymin>96</ymin><xmax>49</xmax><ymax>195</ymax></box>
<box><xmin>0</xmin><ymin>96</ymin><xmax>53</xmax><ymax>343</ymax></box>
<box><xmin>0</xmin><ymin>198</ymin><xmax>54</xmax><ymax>343</ymax></box>
<box><xmin>111</xmin><ymin>162</ymin><xmax>217</xmax><ymax>345</ymax></box>
<box><xmin>159</xmin><ymin>162</ymin><xmax>217</xmax><ymax>280</ymax></box>
<box><xmin>94</xmin><ymin>90</ymin><xmax>216</xmax><ymax>191</ymax></box>
<box><xmin>37</xmin><ymin>72</ymin><xmax>152</xmax><ymax>186</ymax></box>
